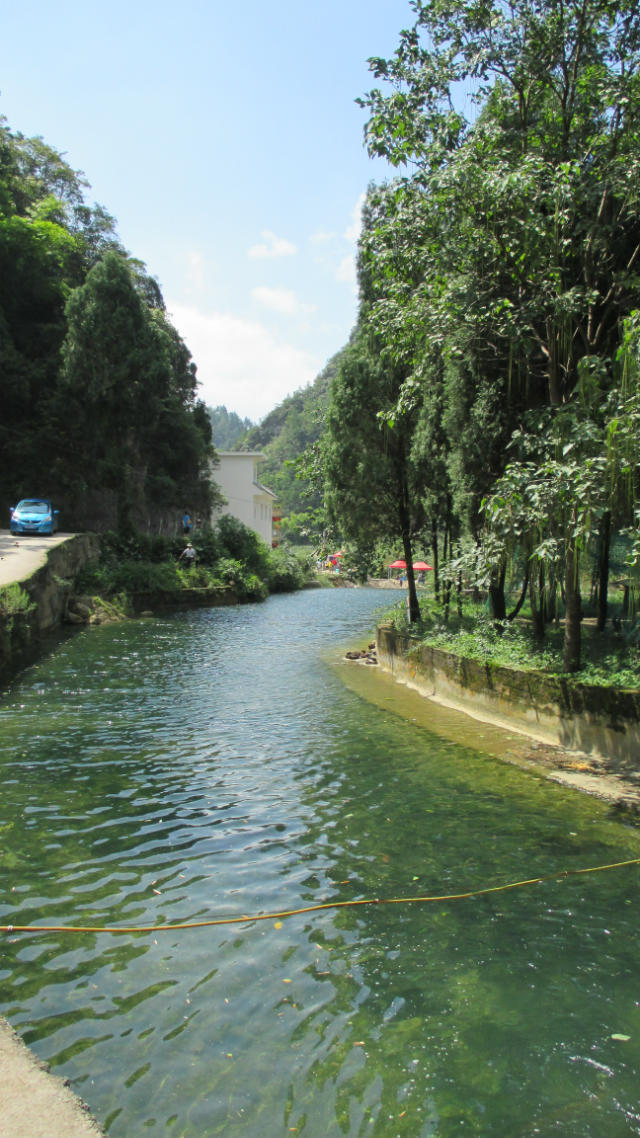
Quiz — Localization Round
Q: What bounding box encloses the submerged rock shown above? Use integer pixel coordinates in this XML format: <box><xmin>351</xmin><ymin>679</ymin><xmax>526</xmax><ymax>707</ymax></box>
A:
<box><xmin>345</xmin><ymin>647</ymin><xmax>378</xmax><ymax>665</ymax></box>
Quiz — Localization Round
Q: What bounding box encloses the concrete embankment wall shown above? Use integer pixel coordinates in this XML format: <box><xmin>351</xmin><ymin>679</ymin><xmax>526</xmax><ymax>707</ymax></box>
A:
<box><xmin>0</xmin><ymin>1017</ymin><xmax>105</xmax><ymax>1138</ymax></box>
<box><xmin>376</xmin><ymin>624</ymin><xmax>640</xmax><ymax>768</ymax></box>
<box><xmin>0</xmin><ymin>534</ymin><xmax>99</xmax><ymax>688</ymax></box>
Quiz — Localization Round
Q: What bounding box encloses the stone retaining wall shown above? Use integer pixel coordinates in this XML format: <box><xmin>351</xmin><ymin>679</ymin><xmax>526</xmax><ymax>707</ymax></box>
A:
<box><xmin>0</xmin><ymin>535</ymin><xmax>99</xmax><ymax>688</ymax></box>
<box><xmin>376</xmin><ymin>623</ymin><xmax>640</xmax><ymax>768</ymax></box>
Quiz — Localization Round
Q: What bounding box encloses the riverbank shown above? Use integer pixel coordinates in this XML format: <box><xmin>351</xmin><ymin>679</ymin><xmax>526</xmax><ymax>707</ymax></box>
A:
<box><xmin>0</xmin><ymin>1018</ymin><xmax>105</xmax><ymax>1138</ymax></box>
<box><xmin>372</xmin><ymin>623</ymin><xmax>640</xmax><ymax>812</ymax></box>
<box><xmin>0</xmin><ymin>531</ymin><xmax>292</xmax><ymax>690</ymax></box>
<box><xmin>0</xmin><ymin>531</ymin><xmax>100</xmax><ymax>689</ymax></box>
<box><xmin>0</xmin><ymin>533</ymin><xmax>109</xmax><ymax>1134</ymax></box>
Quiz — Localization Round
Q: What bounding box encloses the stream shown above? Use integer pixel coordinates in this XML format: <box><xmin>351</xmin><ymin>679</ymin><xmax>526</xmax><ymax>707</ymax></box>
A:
<box><xmin>1</xmin><ymin>587</ymin><xmax>639</xmax><ymax>1136</ymax></box>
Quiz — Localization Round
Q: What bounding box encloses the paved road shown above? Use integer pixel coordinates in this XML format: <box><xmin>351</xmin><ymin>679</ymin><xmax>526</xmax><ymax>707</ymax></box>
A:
<box><xmin>0</xmin><ymin>530</ymin><xmax>74</xmax><ymax>587</ymax></box>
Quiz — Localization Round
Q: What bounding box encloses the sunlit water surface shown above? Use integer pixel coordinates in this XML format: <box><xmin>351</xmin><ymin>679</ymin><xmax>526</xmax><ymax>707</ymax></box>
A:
<box><xmin>1</xmin><ymin>588</ymin><xmax>640</xmax><ymax>1137</ymax></box>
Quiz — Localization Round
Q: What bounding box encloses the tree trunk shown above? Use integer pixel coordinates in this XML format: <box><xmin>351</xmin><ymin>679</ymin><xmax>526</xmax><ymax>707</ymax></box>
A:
<box><xmin>546</xmin><ymin>577</ymin><xmax>558</xmax><ymax>623</ymax></box>
<box><xmin>506</xmin><ymin>564</ymin><xmax>530</xmax><ymax>621</ymax></box>
<box><xmin>489</xmin><ymin>561</ymin><xmax>507</xmax><ymax>624</ymax></box>
<box><xmin>539</xmin><ymin>562</ymin><xmax>547</xmax><ymax>623</ymax></box>
<box><xmin>529</xmin><ymin>565</ymin><xmax>545</xmax><ymax>640</ymax></box>
<box><xmin>398</xmin><ymin>472</ymin><xmax>420</xmax><ymax>623</ymax></box>
<box><xmin>442</xmin><ymin>523</ymin><xmax>451</xmax><ymax>622</ymax></box>
<box><xmin>597</xmin><ymin>510</ymin><xmax>611</xmax><ymax>633</ymax></box>
<box><xmin>431</xmin><ymin>517</ymin><xmax>439</xmax><ymax>602</ymax></box>
<box><xmin>401</xmin><ymin>530</ymin><xmax>420</xmax><ymax>623</ymax></box>
<box><xmin>562</xmin><ymin>540</ymin><xmax>582</xmax><ymax>673</ymax></box>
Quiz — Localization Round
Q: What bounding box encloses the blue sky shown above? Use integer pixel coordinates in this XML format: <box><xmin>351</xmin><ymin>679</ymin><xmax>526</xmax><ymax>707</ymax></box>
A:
<box><xmin>1</xmin><ymin>0</ymin><xmax>413</xmax><ymax>421</ymax></box>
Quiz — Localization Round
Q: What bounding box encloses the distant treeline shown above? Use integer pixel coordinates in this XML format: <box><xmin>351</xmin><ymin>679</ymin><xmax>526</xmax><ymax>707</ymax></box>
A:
<box><xmin>208</xmin><ymin>406</ymin><xmax>254</xmax><ymax>450</ymax></box>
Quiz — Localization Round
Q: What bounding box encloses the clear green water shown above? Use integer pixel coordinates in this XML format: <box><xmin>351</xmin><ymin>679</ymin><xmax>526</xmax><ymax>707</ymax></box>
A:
<box><xmin>1</xmin><ymin>589</ymin><xmax>640</xmax><ymax>1137</ymax></box>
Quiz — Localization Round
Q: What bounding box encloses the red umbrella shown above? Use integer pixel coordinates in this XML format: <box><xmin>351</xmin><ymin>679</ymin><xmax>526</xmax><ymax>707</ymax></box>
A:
<box><xmin>412</xmin><ymin>561</ymin><xmax>433</xmax><ymax>571</ymax></box>
<box><xmin>388</xmin><ymin>559</ymin><xmax>407</xmax><ymax>569</ymax></box>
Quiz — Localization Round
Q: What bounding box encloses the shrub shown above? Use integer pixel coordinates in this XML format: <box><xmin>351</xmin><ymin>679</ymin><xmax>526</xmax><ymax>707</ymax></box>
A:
<box><xmin>266</xmin><ymin>546</ymin><xmax>308</xmax><ymax>593</ymax></box>
<box><xmin>215</xmin><ymin>557</ymin><xmax>267</xmax><ymax>599</ymax></box>
<box><xmin>77</xmin><ymin>559</ymin><xmax>181</xmax><ymax>596</ymax></box>
<box><xmin>0</xmin><ymin>584</ymin><xmax>35</xmax><ymax>616</ymax></box>
<box><xmin>176</xmin><ymin>565</ymin><xmax>215</xmax><ymax>588</ymax></box>
<box><xmin>189</xmin><ymin>528</ymin><xmax>220</xmax><ymax>566</ymax></box>
<box><xmin>215</xmin><ymin>515</ymin><xmax>271</xmax><ymax>578</ymax></box>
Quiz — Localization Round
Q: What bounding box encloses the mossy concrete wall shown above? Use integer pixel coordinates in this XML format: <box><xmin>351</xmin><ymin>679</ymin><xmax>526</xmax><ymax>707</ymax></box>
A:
<box><xmin>0</xmin><ymin>535</ymin><xmax>99</xmax><ymax>687</ymax></box>
<box><xmin>376</xmin><ymin>624</ymin><xmax>640</xmax><ymax>767</ymax></box>
<box><xmin>128</xmin><ymin>586</ymin><xmax>253</xmax><ymax>612</ymax></box>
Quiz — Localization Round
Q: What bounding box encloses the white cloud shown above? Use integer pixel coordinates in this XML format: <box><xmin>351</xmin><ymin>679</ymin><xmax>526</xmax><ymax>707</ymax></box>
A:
<box><xmin>336</xmin><ymin>253</ymin><xmax>357</xmax><ymax>288</ymax></box>
<box><xmin>252</xmin><ymin>286</ymin><xmax>317</xmax><ymax>316</ymax></box>
<box><xmin>344</xmin><ymin>193</ymin><xmax>366</xmax><ymax>243</ymax></box>
<box><xmin>247</xmin><ymin>229</ymin><xmax>296</xmax><ymax>259</ymax></box>
<box><xmin>168</xmin><ymin>302</ymin><xmax>321</xmax><ymax>421</ymax></box>
<box><xmin>310</xmin><ymin>230</ymin><xmax>336</xmax><ymax>245</ymax></box>
<box><xmin>184</xmin><ymin>249</ymin><xmax>207</xmax><ymax>291</ymax></box>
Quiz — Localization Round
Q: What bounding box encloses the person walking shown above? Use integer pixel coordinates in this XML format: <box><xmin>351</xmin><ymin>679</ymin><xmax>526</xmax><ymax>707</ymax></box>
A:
<box><xmin>179</xmin><ymin>541</ymin><xmax>197</xmax><ymax>569</ymax></box>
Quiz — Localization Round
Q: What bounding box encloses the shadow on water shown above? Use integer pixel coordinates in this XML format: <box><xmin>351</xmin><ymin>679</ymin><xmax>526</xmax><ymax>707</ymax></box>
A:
<box><xmin>1</xmin><ymin>589</ymin><xmax>639</xmax><ymax>1136</ymax></box>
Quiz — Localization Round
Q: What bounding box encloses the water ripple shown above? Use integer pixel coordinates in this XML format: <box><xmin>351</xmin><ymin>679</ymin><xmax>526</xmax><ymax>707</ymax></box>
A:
<box><xmin>1</xmin><ymin>590</ymin><xmax>640</xmax><ymax>1137</ymax></box>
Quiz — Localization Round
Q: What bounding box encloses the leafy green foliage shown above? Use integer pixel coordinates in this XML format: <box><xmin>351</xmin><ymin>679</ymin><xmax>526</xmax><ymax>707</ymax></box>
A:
<box><xmin>0</xmin><ymin>583</ymin><xmax>35</xmax><ymax>616</ymax></box>
<box><xmin>333</xmin><ymin>0</ymin><xmax>640</xmax><ymax>666</ymax></box>
<box><xmin>0</xmin><ymin>114</ymin><xmax>215</xmax><ymax>532</ymax></box>
<box><xmin>266</xmin><ymin>545</ymin><xmax>312</xmax><ymax>592</ymax></box>
<box><xmin>215</xmin><ymin>514</ymin><xmax>271</xmax><ymax>579</ymax></box>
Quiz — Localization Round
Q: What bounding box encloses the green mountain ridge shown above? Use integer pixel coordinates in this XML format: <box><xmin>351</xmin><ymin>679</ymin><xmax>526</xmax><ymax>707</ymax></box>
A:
<box><xmin>208</xmin><ymin>351</ymin><xmax>345</xmax><ymax>537</ymax></box>
<box><xmin>242</xmin><ymin>351</ymin><xmax>344</xmax><ymax>523</ymax></box>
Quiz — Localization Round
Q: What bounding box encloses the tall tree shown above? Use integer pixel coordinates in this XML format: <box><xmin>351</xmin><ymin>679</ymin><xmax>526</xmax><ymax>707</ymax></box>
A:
<box><xmin>355</xmin><ymin>0</ymin><xmax>640</xmax><ymax>660</ymax></box>
<box><xmin>0</xmin><ymin>212</ymin><xmax>76</xmax><ymax>504</ymax></box>
<box><xmin>324</xmin><ymin>334</ymin><xmax>426</xmax><ymax>621</ymax></box>
<box><xmin>60</xmin><ymin>253</ymin><xmax>163</xmax><ymax>529</ymax></box>
<box><xmin>60</xmin><ymin>253</ymin><xmax>216</xmax><ymax>530</ymax></box>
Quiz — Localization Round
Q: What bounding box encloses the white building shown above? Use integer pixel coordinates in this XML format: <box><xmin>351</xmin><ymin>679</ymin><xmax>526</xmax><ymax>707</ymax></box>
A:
<box><xmin>212</xmin><ymin>452</ymin><xmax>278</xmax><ymax>547</ymax></box>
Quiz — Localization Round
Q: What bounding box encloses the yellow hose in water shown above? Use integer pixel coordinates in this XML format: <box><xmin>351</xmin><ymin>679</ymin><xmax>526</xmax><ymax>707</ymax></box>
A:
<box><xmin>1</xmin><ymin>857</ymin><xmax>638</xmax><ymax>936</ymax></box>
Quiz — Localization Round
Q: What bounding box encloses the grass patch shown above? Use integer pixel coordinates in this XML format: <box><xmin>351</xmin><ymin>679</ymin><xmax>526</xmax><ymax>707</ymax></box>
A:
<box><xmin>0</xmin><ymin>583</ymin><xmax>35</xmax><ymax>616</ymax></box>
<box><xmin>385</xmin><ymin>596</ymin><xmax>640</xmax><ymax>689</ymax></box>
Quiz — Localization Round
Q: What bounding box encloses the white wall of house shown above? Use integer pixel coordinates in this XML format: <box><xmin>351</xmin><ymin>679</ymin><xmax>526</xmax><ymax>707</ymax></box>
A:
<box><xmin>212</xmin><ymin>453</ymin><xmax>276</xmax><ymax>547</ymax></box>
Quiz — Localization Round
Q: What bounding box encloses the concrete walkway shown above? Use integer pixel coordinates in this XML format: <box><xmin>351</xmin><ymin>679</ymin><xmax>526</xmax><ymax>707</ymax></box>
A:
<box><xmin>0</xmin><ymin>1018</ymin><xmax>105</xmax><ymax>1137</ymax></box>
<box><xmin>0</xmin><ymin>529</ymin><xmax>73</xmax><ymax>587</ymax></box>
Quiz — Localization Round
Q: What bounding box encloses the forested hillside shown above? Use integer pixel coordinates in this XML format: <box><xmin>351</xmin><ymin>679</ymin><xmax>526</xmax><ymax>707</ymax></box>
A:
<box><xmin>0</xmin><ymin>116</ymin><xmax>216</xmax><ymax>533</ymax></box>
<box><xmin>208</xmin><ymin>405</ymin><xmax>254</xmax><ymax>450</ymax></box>
<box><xmin>324</xmin><ymin>0</ymin><xmax>640</xmax><ymax>672</ymax></box>
<box><xmin>241</xmin><ymin>351</ymin><xmax>344</xmax><ymax>540</ymax></box>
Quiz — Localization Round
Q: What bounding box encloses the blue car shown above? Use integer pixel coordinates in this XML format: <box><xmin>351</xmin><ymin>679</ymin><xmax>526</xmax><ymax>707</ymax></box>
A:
<box><xmin>10</xmin><ymin>499</ymin><xmax>60</xmax><ymax>535</ymax></box>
